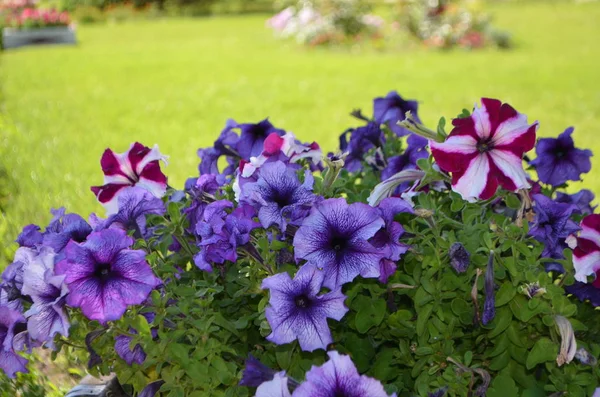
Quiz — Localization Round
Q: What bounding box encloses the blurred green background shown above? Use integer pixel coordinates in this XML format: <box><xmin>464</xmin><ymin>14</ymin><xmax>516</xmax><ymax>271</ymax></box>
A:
<box><xmin>1</xmin><ymin>0</ymin><xmax>599</xmax><ymax>255</ymax></box>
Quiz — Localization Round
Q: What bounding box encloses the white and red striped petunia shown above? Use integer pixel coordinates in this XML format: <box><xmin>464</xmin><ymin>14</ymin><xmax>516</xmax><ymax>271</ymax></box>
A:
<box><xmin>91</xmin><ymin>142</ymin><xmax>168</xmax><ymax>214</ymax></box>
<box><xmin>430</xmin><ymin>98</ymin><xmax>538</xmax><ymax>201</ymax></box>
<box><xmin>572</xmin><ymin>214</ymin><xmax>600</xmax><ymax>286</ymax></box>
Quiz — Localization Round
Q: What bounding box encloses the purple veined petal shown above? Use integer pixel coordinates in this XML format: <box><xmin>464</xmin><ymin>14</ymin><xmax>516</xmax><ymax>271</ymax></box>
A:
<box><xmin>24</xmin><ymin>300</ymin><xmax>70</xmax><ymax>345</ymax></box>
<box><xmin>65</xmin><ymin>276</ymin><xmax>127</xmax><ymax>323</ymax></box>
<box><xmin>256</xmin><ymin>372</ymin><xmax>292</xmax><ymax>397</ymax></box>
<box><xmin>115</xmin><ymin>334</ymin><xmax>146</xmax><ymax>365</ymax></box>
<box><xmin>138</xmin><ymin>380</ymin><xmax>165</xmax><ymax>397</ymax></box>
<box><xmin>239</xmin><ymin>355</ymin><xmax>277</xmax><ymax>387</ymax></box>
<box><xmin>0</xmin><ymin>349</ymin><xmax>28</xmax><ymax>378</ymax></box>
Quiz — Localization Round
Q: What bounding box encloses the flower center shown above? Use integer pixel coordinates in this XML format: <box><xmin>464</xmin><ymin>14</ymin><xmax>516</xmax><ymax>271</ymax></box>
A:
<box><xmin>294</xmin><ymin>295</ymin><xmax>311</xmax><ymax>308</ymax></box>
<box><xmin>476</xmin><ymin>140</ymin><xmax>494</xmax><ymax>153</ymax></box>
<box><xmin>95</xmin><ymin>263</ymin><xmax>112</xmax><ymax>281</ymax></box>
<box><xmin>554</xmin><ymin>150</ymin><xmax>566</xmax><ymax>158</ymax></box>
<box><xmin>331</xmin><ymin>236</ymin><xmax>347</xmax><ymax>252</ymax></box>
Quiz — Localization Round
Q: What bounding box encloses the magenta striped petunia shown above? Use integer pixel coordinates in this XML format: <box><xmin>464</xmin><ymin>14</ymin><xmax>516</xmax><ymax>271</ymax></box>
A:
<box><xmin>572</xmin><ymin>214</ymin><xmax>600</xmax><ymax>286</ymax></box>
<box><xmin>91</xmin><ymin>142</ymin><xmax>168</xmax><ymax>215</ymax></box>
<box><xmin>430</xmin><ymin>98</ymin><xmax>538</xmax><ymax>201</ymax></box>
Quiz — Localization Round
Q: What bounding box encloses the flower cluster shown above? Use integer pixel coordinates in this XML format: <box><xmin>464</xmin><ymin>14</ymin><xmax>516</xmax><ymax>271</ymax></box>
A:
<box><xmin>4</xmin><ymin>7</ymin><xmax>70</xmax><ymax>29</ymax></box>
<box><xmin>2</xmin><ymin>91</ymin><xmax>599</xmax><ymax>397</ymax></box>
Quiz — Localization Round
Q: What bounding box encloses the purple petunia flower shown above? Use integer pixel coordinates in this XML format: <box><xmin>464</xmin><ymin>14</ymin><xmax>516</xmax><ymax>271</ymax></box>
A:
<box><xmin>256</xmin><ymin>372</ymin><xmax>292</xmax><ymax>397</ymax></box>
<box><xmin>236</xmin><ymin>119</ymin><xmax>286</xmax><ymax>159</ymax></box>
<box><xmin>239</xmin><ymin>355</ymin><xmax>277</xmax><ymax>387</ymax></box>
<box><xmin>138</xmin><ymin>380</ymin><xmax>165</xmax><ymax>397</ymax></box>
<box><xmin>198</xmin><ymin>119</ymin><xmax>240</xmax><ymax>181</ymax></box>
<box><xmin>262</xmin><ymin>264</ymin><xmax>348</xmax><ymax>352</ymax></box>
<box><xmin>373</xmin><ymin>91</ymin><xmax>420</xmax><ymax>137</ymax></box>
<box><xmin>0</xmin><ymin>305</ymin><xmax>28</xmax><ymax>378</ymax></box>
<box><xmin>565</xmin><ymin>281</ymin><xmax>600</xmax><ymax>307</ymax></box>
<box><xmin>381</xmin><ymin>134</ymin><xmax>429</xmax><ymax>194</ymax></box>
<box><xmin>531</xmin><ymin>127</ymin><xmax>592</xmax><ymax>187</ymax></box>
<box><xmin>293</xmin><ymin>351</ymin><xmax>393</xmax><ymax>397</ymax></box>
<box><xmin>43</xmin><ymin>208</ymin><xmax>92</xmax><ymax>257</ymax></box>
<box><xmin>242</xmin><ymin>161</ymin><xmax>316</xmax><ymax>231</ymax></box>
<box><xmin>340</xmin><ymin>123</ymin><xmax>383</xmax><ymax>172</ymax></box>
<box><xmin>449</xmin><ymin>242</ymin><xmax>470</xmax><ymax>273</ymax></box>
<box><xmin>99</xmin><ymin>186</ymin><xmax>166</xmax><ymax>238</ymax></box>
<box><xmin>555</xmin><ymin>190</ymin><xmax>596</xmax><ymax>216</ymax></box>
<box><xmin>55</xmin><ymin>229</ymin><xmax>162</xmax><ymax>324</ymax></box>
<box><xmin>482</xmin><ymin>253</ymin><xmax>496</xmax><ymax>325</ymax></box>
<box><xmin>16</xmin><ymin>225</ymin><xmax>43</xmax><ymax>248</ymax></box>
<box><xmin>529</xmin><ymin>194</ymin><xmax>580</xmax><ymax>258</ymax></box>
<box><xmin>20</xmin><ymin>247</ymin><xmax>69</xmax><ymax>346</ymax></box>
<box><xmin>194</xmin><ymin>201</ymin><xmax>260</xmax><ymax>272</ymax></box>
<box><xmin>294</xmin><ymin>198</ymin><xmax>384</xmax><ymax>289</ymax></box>
<box><xmin>115</xmin><ymin>333</ymin><xmax>146</xmax><ymax>365</ymax></box>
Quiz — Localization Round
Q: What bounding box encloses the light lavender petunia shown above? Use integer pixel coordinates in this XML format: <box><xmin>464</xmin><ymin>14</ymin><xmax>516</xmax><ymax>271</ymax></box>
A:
<box><xmin>55</xmin><ymin>229</ymin><xmax>162</xmax><ymax>324</ymax></box>
<box><xmin>262</xmin><ymin>264</ymin><xmax>348</xmax><ymax>352</ymax></box>
<box><xmin>292</xmin><ymin>351</ymin><xmax>393</xmax><ymax>397</ymax></box>
<box><xmin>294</xmin><ymin>198</ymin><xmax>385</xmax><ymax>289</ymax></box>
<box><xmin>256</xmin><ymin>372</ymin><xmax>292</xmax><ymax>397</ymax></box>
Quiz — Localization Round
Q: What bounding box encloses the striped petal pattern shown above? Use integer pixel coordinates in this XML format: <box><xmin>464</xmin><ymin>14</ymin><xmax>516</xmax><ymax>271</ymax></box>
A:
<box><xmin>430</xmin><ymin>98</ymin><xmax>538</xmax><ymax>201</ymax></box>
<box><xmin>91</xmin><ymin>142</ymin><xmax>168</xmax><ymax>214</ymax></box>
<box><xmin>573</xmin><ymin>215</ymin><xmax>600</xmax><ymax>286</ymax></box>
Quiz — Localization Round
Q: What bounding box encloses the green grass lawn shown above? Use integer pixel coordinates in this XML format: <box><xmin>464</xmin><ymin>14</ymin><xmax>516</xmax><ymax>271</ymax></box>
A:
<box><xmin>1</xmin><ymin>0</ymin><xmax>600</xmax><ymax>255</ymax></box>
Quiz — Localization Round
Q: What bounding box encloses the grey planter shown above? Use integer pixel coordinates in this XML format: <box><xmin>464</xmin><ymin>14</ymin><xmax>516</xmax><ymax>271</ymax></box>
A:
<box><xmin>2</xmin><ymin>26</ymin><xmax>76</xmax><ymax>49</ymax></box>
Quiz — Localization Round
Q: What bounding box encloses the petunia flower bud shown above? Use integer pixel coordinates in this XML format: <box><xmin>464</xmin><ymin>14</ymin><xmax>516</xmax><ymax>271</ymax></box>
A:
<box><xmin>449</xmin><ymin>242</ymin><xmax>470</xmax><ymax>273</ymax></box>
<box><xmin>482</xmin><ymin>252</ymin><xmax>496</xmax><ymax>325</ymax></box>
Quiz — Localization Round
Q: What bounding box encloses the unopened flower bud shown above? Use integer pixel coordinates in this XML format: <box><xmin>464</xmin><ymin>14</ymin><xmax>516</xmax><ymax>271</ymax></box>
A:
<box><xmin>449</xmin><ymin>242</ymin><xmax>470</xmax><ymax>273</ymax></box>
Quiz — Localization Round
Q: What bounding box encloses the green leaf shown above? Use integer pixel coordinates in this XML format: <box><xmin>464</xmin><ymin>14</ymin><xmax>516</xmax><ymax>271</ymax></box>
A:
<box><xmin>495</xmin><ymin>283</ymin><xmax>516</xmax><ymax>307</ymax></box>
<box><xmin>526</xmin><ymin>338</ymin><xmax>558</xmax><ymax>370</ymax></box>
<box><xmin>416</xmin><ymin>304</ymin><xmax>434</xmax><ymax>337</ymax></box>
<box><xmin>487</xmin><ymin>307</ymin><xmax>512</xmax><ymax>338</ymax></box>
<box><xmin>487</xmin><ymin>374</ymin><xmax>519</xmax><ymax>397</ymax></box>
<box><xmin>355</xmin><ymin>297</ymin><xmax>386</xmax><ymax>333</ymax></box>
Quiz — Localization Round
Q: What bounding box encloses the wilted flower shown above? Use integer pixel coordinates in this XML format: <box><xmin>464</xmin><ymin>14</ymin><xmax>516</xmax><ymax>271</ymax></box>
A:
<box><xmin>373</xmin><ymin>91</ymin><xmax>420</xmax><ymax>137</ymax></box>
<box><xmin>91</xmin><ymin>142</ymin><xmax>168</xmax><ymax>214</ymax></box>
<box><xmin>138</xmin><ymin>380</ymin><xmax>165</xmax><ymax>397</ymax></box>
<box><xmin>430</xmin><ymin>98</ymin><xmax>538</xmax><ymax>201</ymax></box>
<box><xmin>522</xmin><ymin>282</ymin><xmax>546</xmax><ymax>299</ymax></box>
<box><xmin>368</xmin><ymin>169</ymin><xmax>425</xmax><ymax>206</ymax></box>
<box><xmin>529</xmin><ymin>194</ymin><xmax>580</xmax><ymax>258</ymax></box>
<box><xmin>530</xmin><ymin>127</ymin><xmax>592</xmax><ymax>187</ymax></box>
<box><xmin>574</xmin><ymin>347</ymin><xmax>597</xmax><ymax>366</ymax></box>
<box><xmin>239</xmin><ymin>355</ymin><xmax>277</xmax><ymax>387</ymax></box>
<box><xmin>256</xmin><ymin>372</ymin><xmax>291</xmax><ymax>397</ymax></box>
<box><xmin>20</xmin><ymin>247</ymin><xmax>69</xmax><ymax>345</ymax></box>
<box><xmin>242</xmin><ymin>161</ymin><xmax>316</xmax><ymax>231</ymax></box>
<box><xmin>0</xmin><ymin>305</ymin><xmax>28</xmax><ymax>378</ymax></box>
<box><xmin>449</xmin><ymin>242</ymin><xmax>470</xmax><ymax>273</ymax></box>
<box><xmin>262</xmin><ymin>264</ymin><xmax>348</xmax><ymax>352</ymax></box>
<box><xmin>294</xmin><ymin>198</ymin><xmax>384</xmax><ymax>289</ymax></box>
<box><xmin>381</xmin><ymin>134</ymin><xmax>429</xmax><ymax>195</ymax></box>
<box><xmin>555</xmin><ymin>315</ymin><xmax>577</xmax><ymax>366</ymax></box>
<box><xmin>293</xmin><ymin>351</ymin><xmax>393</xmax><ymax>396</ymax></box>
<box><xmin>482</xmin><ymin>252</ymin><xmax>495</xmax><ymax>325</ymax></box>
<box><xmin>56</xmin><ymin>229</ymin><xmax>162</xmax><ymax>324</ymax></box>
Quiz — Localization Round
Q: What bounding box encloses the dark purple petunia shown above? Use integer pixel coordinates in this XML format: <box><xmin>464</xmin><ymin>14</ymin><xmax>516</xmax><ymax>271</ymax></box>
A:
<box><xmin>183</xmin><ymin>174</ymin><xmax>220</xmax><ymax>232</ymax></box>
<box><xmin>340</xmin><ymin>123</ymin><xmax>383</xmax><ymax>172</ymax></box>
<box><xmin>115</xmin><ymin>333</ymin><xmax>146</xmax><ymax>365</ymax></box>
<box><xmin>20</xmin><ymin>247</ymin><xmax>69</xmax><ymax>346</ymax></box>
<box><xmin>373</xmin><ymin>91</ymin><xmax>420</xmax><ymax>137</ymax></box>
<box><xmin>428</xmin><ymin>387</ymin><xmax>448</xmax><ymax>397</ymax></box>
<box><xmin>236</xmin><ymin>119</ymin><xmax>286</xmax><ymax>159</ymax></box>
<box><xmin>198</xmin><ymin>119</ymin><xmax>240</xmax><ymax>179</ymax></box>
<box><xmin>55</xmin><ymin>229</ymin><xmax>162</xmax><ymax>324</ymax></box>
<box><xmin>43</xmin><ymin>207</ymin><xmax>92</xmax><ymax>256</ymax></box>
<box><xmin>555</xmin><ymin>190</ymin><xmax>596</xmax><ymax>216</ymax></box>
<box><xmin>100</xmin><ymin>186</ymin><xmax>166</xmax><ymax>238</ymax></box>
<box><xmin>381</xmin><ymin>134</ymin><xmax>429</xmax><ymax>194</ymax></box>
<box><xmin>565</xmin><ymin>281</ymin><xmax>600</xmax><ymax>307</ymax></box>
<box><xmin>529</xmin><ymin>194</ymin><xmax>580</xmax><ymax>258</ymax></box>
<box><xmin>0</xmin><ymin>305</ymin><xmax>28</xmax><ymax>378</ymax></box>
<box><xmin>530</xmin><ymin>127</ymin><xmax>592</xmax><ymax>187</ymax></box>
<box><xmin>239</xmin><ymin>355</ymin><xmax>277</xmax><ymax>387</ymax></box>
<box><xmin>262</xmin><ymin>264</ymin><xmax>348</xmax><ymax>352</ymax></box>
<box><xmin>482</xmin><ymin>253</ymin><xmax>495</xmax><ymax>325</ymax></box>
<box><xmin>293</xmin><ymin>351</ymin><xmax>393</xmax><ymax>397</ymax></box>
<box><xmin>449</xmin><ymin>242</ymin><xmax>470</xmax><ymax>273</ymax></box>
<box><xmin>138</xmin><ymin>380</ymin><xmax>165</xmax><ymax>397</ymax></box>
<box><xmin>370</xmin><ymin>197</ymin><xmax>412</xmax><ymax>283</ymax></box>
<box><xmin>16</xmin><ymin>225</ymin><xmax>43</xmax><ymax>248</ymax></box>
<box><xmin>242</xmin><ymin>161</ymin><xmax>316</xmax><ymax>231</ymax></box>
<box><xmin>294</xmin><ymin>198</ymin><xmax>384</xmax><ymax>289</ymax></box>
<box><xmin>194</xmin><ymin>201</ymin><xmax>260</xmax><ymax>272</ymax></box>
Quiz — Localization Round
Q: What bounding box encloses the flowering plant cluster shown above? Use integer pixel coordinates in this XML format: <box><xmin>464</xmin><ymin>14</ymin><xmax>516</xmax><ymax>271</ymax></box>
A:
<box><xmin>3</xmin><ymin>90</ymin><xmax>600</xmax><ymax>396</ymax></box>
<box><xmin>3</xmin><ymin>7</ymin><xmax>70</xmax><ymax>29</ymax></box>
<box><xmin>399</xmin><ymin>0</ymin><xmax>510</xmax><ymax>49</ymax></box>
<box><xmin>267</xmin><ymin>0</ymin><xmax>383</xmax><ymax>46</ymax></box>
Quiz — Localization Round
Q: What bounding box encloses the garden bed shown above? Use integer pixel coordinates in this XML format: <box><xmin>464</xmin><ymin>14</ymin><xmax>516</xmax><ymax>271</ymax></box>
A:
<box><xmin>2</xmin><ymin>26</ymin><xmax>76</xmax><ymax>49</ymax></box>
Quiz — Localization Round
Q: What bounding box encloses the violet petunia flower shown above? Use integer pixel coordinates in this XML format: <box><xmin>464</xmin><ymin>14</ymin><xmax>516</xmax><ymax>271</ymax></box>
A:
<box><xmin>240</xmin><ymin>355</ymin><xmax>277</xmax><ymax>387</ymax></box>
<box><xmin>138</xmin><ymin>380</ymin><xmax>165</xmax><ymax>397</ymax></box>
<box><xmin>43</xmin><ymin>208</ymin><xmax>92</xmax><ymax>256</ymax></box>
<box><xmin>20</xmin><ymin>247</ymin><xmax>69</xmax><ymax>346</ymax></box>
<box><xmin>115</xmin><ymin>333</ymin><xmax>146</xmax><ymax>365</ymax></box>
<box><xmin>243</xmin><ymin>161</ymin><xmax>316</xmax><ymax>231</ymax></box>
<box><xmin>91</xmin><ymin>142</ymin><xmax>168</xmax><ymax>214</ymax></box>
<box><xmin>482</xmin><ymin>253</ymin><xmax>496</xmax><ymax>325</ymax></box>
<box><xmin>256</xmin><ymin>372</ymin><xmax>292</xmax><ymax>397</ymax></box>
<box><xmin>529</xmin><ymin>194</ymin><xmax>580</xmax><ymax>258</ymax></box>
<box><xmin>530</xmin><ymin>127</ymin><xmax>592</xmax><ymax>187</ymax></box>
<box><xmin>0</xmin><ymin>305</ymin><xmax>28</xmax><ymax>378</ymax></box>
<box><xmin>340</xmin><ymin>123</ymin><xmax>383</xmax><ymax>172</ymax></box>
<box><xmin>262</xmin><ymin>264</ymin><xmax>348</xmax><ymax>352</ymax></box>
<box><xmin>555</xmin><ymin>190</ymin><xmax>596</xmax><ymax>216</ymax></box>
<box><xmin>381</xmin><ymin>134</ymin><xmax>429</xmax><ymax>194</ymax></box>
<box><xmin>292</xmin><ymin>351</ymin><xmax>393</xmax><ymax>397</ymax></box>
<box><xmin>198</xmin><ymin>119</ymin><xmax>239</xmax><ymax>180</ymax></box>
<box><xmin>236</xmin><ymin>119</ymin><xmax>286</xmax><ymax>159</ymax></box>
<box><xmin>449</xmin><ymin>242</ymin><xmax>470</xmax><ymax>273</ymax></box>
<box><xmin>16</xmin><ymin>224</ymin><xmax>43</xmax><ymax>248</ymax></box>
<box><xmin>100</xmin><ymin>186</ymin><xmax>166</xmax><ymax>238</ymax></box>
<box><xmin>373</xmin><ymin>91</ymin><xmax>420</xmax><ymax>137</ymax></box>
<box><xmin>55</xmin><ymin>229</ymin><xmax>162</xmax><ymax>324</ymax></box>
<box><xmin>294</xmin><ymin>198</ymin><xmax>385</xmax><ymax>289</ymax></box>
<box><xmin>430</xmin><ymin>98</ymin><xmax>538</xmax><ymax>201</ymax></box>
